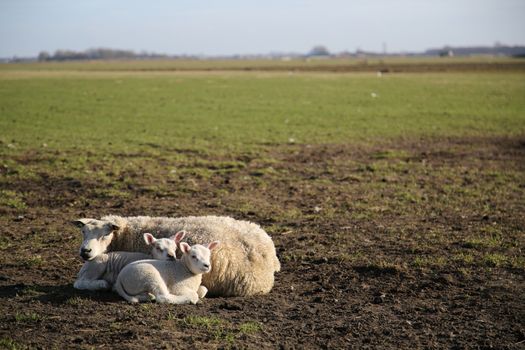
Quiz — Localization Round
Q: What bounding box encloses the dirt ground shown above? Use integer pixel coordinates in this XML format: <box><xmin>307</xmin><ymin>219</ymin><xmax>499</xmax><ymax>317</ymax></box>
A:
<box><xmin>0</xmin><ymin>136</ymin><xmax>524</xmax><ymax>349</ymax></box>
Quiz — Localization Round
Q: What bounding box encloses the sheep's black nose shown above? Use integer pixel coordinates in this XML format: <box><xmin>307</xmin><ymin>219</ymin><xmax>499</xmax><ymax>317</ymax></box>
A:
<box><xmin>80</xmin><ymin>248</ymin><xmax>92</xmax><ymax>260</ymax></box>
<box><xmin>168</xmin><ymin>254</ymin><xmax>175</xmax><ymax>260</ymax></box>
<box><xmin>203</xmin><ymin>263</ymin><xmax>210</xmax><ymax>269</ymax></box>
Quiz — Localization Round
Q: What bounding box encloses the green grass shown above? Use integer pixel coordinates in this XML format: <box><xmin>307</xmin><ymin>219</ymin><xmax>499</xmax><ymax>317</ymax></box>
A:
<box><xmin>0</xmin><ymin>190</ymin><xmax>27</xmax><ymax>210</ymax></box>
<box><xmin>14</xmin><ymin>312</ymin><xmax>42</xmax><ymax>323</ymax></box>
<box><xmin>182</xmin><ymin>315</ymin><xmax>223</xmax><ymax>329</ymax></box>
<box><xmin>179</xmin><ymin>316</ymin><xmax>263</xmax><ymax>345</ymax></box>
<box><xmin>17</xmin><ymin>285</ymin><xmax>45</xmax><ymax>298</ymax></box>
<box><xmin>1</xmin><ymin>69</ymin><xmax>524</xmax><ymax>153</ymax></box>
<box><xmin>238</xmin><ymin>321</ymin><xmax>262</xmax><ymax>334</ymax></box>
<box><xmin>19</xmin><ymin>255</ymin><xmax>44</xmax><ymax>267</ymax></box>
<box><xmin>0</xmin><ymin>337</ymin><xmax>28</xmax><ymax>350</ymax></box>
<box><xmin>413</xmin><ymin>256</ymin><xmax>447</xmax><ymax>268</ymax></box>
<box><xmin>483</xmin><ymin>253</ymin><xmax>508</xmax><ymax>267</ymax></box>
<box><xmin>65</xmin><ymin>296</ymin><xmax>86</xmax><ymax>306</ymax></box>
<box><xmin>0</xmin><ymin>236</ymin><xmax>10</xmax><ymax>250</ymax></box>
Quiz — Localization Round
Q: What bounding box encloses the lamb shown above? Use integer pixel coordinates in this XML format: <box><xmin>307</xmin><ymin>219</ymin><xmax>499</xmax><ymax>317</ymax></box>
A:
<box><xmin>114</xmin><ymin>241</ymin><xmax>220</xmax><ymax>304</ymax></box>
<box><xmin>73</xmin><ymin>228</ymin><xmax>184</xmax><ymax>291</ymax></box>
<box><xmin>73</xmin><ymin>215</ymin><xmax>281</xmax><ymax>296</ymax></box>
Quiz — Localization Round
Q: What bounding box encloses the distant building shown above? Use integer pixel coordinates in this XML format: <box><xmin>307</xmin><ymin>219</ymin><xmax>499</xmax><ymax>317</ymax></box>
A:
<box><xmin>440</xmin><ymin>50</ymin><xmax>454</xmax><ymax>57</ymax></box>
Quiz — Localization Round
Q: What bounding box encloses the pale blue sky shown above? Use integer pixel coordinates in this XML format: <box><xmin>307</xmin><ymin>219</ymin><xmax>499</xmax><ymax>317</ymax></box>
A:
<box><xmin>1</xmin><ymin>0</ymin><xmax>524</xmax><ymax>57</ymax></box>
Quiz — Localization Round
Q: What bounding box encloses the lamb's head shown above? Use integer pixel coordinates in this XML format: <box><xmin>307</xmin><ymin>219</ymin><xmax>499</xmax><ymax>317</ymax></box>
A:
<box><xmin>180</xmin><ymin>241</ymin><xmax>220</xmax><ymax>275</ymax></box>
<box><xmin>143</xmin><ymin>231</ymin><xmax>186</xmax><ymax>261</ymax></box>
<box><xmin>73</xmin><ymin>218</ymin><xmax>120</xmax><ymax>261</ymax></box>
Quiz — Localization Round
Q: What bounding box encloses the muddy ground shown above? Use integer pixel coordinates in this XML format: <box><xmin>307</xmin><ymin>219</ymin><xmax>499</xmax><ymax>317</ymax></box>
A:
<box><xmin>0</xmin><ymin>136</ymin><xmax>524</xmax><ymax>349</ymax></box>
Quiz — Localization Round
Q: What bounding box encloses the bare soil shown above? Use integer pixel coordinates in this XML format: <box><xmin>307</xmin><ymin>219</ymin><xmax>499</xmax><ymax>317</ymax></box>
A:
<box><xmin>1</xmin><ymin>136</ymin><xmax>524</xmax><ymax>349</ymax></box>
<box><xmin>134</xmin><ymin>61</ymin><xmax>525</xmax><ymax>73</ymax></box>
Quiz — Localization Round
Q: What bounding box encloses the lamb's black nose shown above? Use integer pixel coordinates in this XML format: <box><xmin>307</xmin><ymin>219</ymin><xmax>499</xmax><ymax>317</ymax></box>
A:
<box><xmin>203</xmin><ymin>263</ymin><xmax>210</xmax><ymax>269</ymax></box>
<box><xmin>81</xmin><ymin>248</ymin><xmax>92</xmax><ymax>253</ymax></box>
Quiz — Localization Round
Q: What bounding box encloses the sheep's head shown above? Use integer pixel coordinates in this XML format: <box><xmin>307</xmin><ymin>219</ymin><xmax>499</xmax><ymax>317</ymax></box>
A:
<box><xmin>143</xmin><ymin>230</ymin><xmax>186</xmax><ymax>261</ymax></box>
<box><xmin>180</xmin><ymin>241</ymin><xmax>220</xmax><ymax>275</ymax></box>
<box><xmin>73</xmin><ymin>218</ymin><xmax>119</xmax><ymax>261</ymax></box>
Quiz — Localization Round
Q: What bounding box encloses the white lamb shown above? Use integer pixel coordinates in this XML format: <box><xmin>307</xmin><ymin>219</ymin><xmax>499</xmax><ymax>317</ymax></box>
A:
<box><xmin>73</xmin><ymin>215</ymin><xmax>281</xmax><ymax>297</ymax></box>
<box><xmin>114</xmin><ymin>241</ymin><xmax>220</xmax><ymax>304</ymax></box>
<box><xmin>73</xmin><ymin>225</ymin><xmax>184</xmax><ymax>291</ymax></box>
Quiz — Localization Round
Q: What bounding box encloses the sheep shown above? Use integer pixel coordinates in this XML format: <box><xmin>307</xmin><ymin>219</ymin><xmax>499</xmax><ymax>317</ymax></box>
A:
<box><xmin>73</xmin><ymin>230</ymin><xmax>184</xmax><ymax>291</ymax></box>
<box><xmin>73</xmin><ymin>215</ymin><xmax>281</xmax><ymax>296</ymax></box>
<box><xmin>114</xmin><ymin>241</ymin><xmax>220</xmax><ymax>304</ymax></box>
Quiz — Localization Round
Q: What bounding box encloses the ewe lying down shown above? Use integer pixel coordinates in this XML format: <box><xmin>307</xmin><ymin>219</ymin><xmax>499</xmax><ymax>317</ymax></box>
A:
<box><xmin>74</xmin><ymin>215</ymin><xmax>281</xmax><ymax>297</ymax></box>
<box><xmin>74</xmin><ymin>228</ymin><xmax>183</xmax><ymax>291</ymax></box>
<box><xmin>115</xmin><ymin>241</ymin><xmax>219</xmax><ymax>304</ymax></box>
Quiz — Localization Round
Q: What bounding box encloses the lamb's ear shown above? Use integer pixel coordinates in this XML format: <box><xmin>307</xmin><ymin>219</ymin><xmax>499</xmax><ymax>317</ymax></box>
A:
<box><xmin>180</xmin><ymin>242</ymin><xmax>191</xmax><ymax>254</ymax></box>
<box><xmin>207</xmin><ymin>241</ymin><xmax>220</xmax><ymax>251</ymax></box>
<box><xmin>72</xmin><ymin>219</ymin><xmax>90</xmax><ymax>228</ymax></box>
<box><xmin>171</xmin><ymin>230</ymin><xmax>186</xmax><ymax>243</ymax></box>
<box><xmin>143</xmin><ymin>233</ymin><xmax>155</xmax><ymax>245</ymax></box>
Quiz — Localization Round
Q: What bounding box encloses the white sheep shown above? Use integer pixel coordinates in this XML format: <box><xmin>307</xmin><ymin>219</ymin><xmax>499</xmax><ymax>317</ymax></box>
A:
<box><xmin>73</xmin><ymin>228</ymin><xmax>184</xmax><ymax>291</ymax></box>
<box><xmin>114</xmin><ymin>241</ymin><xmax>220</xmax><ymax>304</ymax></box>
<box><xmin>73</xmin><ymin>215</ymin><xmax>281</xmax><ymax>296</ymax></box>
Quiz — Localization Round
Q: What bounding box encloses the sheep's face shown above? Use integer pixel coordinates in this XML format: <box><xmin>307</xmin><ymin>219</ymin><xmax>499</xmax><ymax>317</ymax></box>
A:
<box><xmin>143</xmin><ymin>231</ymin><xmax>185</xmax><ymax>261</ymax></box>
<box><xmin>180</xmin><ymin>241</ymin><xmax>220</xmax><ymax>275</ymax></box>
<box><xmin>73</xmin><ymin>219</ymin><xmax>119</xmax><ymax>261</ymax></box>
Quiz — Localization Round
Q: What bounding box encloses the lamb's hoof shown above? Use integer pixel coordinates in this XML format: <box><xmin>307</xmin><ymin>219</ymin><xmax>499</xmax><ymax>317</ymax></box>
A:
<box><xmin>97</xmin><ymin>281</ymin><xmax>110</xmax><ymax>290</ymax></box>
<box><xmin>197</xmin><ymin>286</ymin><xmax>208</xmax><ymax>299</ymax></box>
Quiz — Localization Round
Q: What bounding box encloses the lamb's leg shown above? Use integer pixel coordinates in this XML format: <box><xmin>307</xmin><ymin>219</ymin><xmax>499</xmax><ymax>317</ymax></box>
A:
<box><xmin>155</xmin><ymin>294</ymin><xmax>180</xmax><ymax>304</ymax></box>
<box><xmin>187</xmin><ymin>290</ymin><xmax>200</xmax><ymax>304</ymax></box>
<box><xmin>156</xmin><ymin>292</ymin><xmax>199</xmax><ymax>305</ymax></box>
<box><xmin>197</xmin><ymin>285</ymin><xmax>208</xmax><ymax>299</ymax></box>
<box><xmin>74</xmin><ymin>279</ymin><xmax>110</xmax><ymax>291</ymax></box>
<box><xmin>150</xmin><ymin>280</ymin><xmax>180</xmax><ymax>304</ymax></box>
<box><xmin>74</xmin><ymin>259</ymin><xmax>109</xmax><ymax>291</ymax></box>
<box><xmin>153</xmin><ymin>284</ymin><xmax>200</xmax><ymax>304</ymax></box>
<box><xmin>135</xmin><ymin>293</ymin><xmax>154</xmax><ymax>302</ymax></box>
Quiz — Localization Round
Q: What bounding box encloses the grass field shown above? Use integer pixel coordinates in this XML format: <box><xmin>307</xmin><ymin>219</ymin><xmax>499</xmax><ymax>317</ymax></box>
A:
<box><xmin>0</xmin><ymin>60</ymin><xmax>524</xmax><ymax>349</ymax></box>
<box><xmin>1</xmin><ymin>67</ymin><xmax>524</xmax><ymax>152</ymax></box>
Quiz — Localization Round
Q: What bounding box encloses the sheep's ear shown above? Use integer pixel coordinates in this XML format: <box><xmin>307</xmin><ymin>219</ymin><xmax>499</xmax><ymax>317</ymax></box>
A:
<box><xmin>180</xmin><ymin>242</ymin><xmax>191</xmax><ymax>254</ymax></box>
<box><xmin>143</xmin><ymin>233</ymin><xmax>155</xmax><ymax>245</ymax></box>
<box><xmin>171</xmin><ymin>230</ymin><xmax>186</xmax><ymax>243</ymax></box>
<box><xmin>207</xmin><ymin>241</ymin><xmax>220</xmax><ymax>251</ymax></box>
<box><xmin>106</xmin><ymin>222</ymin><xmax>120</xmax><ymax>231</ymax></box>
<box><xmin>72</xmin><ymin>219</ymin><xmax>90</xmax><ymax>228</ymax></box>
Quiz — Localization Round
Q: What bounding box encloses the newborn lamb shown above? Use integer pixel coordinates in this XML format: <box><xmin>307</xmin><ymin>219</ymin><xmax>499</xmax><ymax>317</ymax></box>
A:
<box><xmin>114</xmin><ymin>241</ymin><xmax>220</xmax><ymax>304</ymax></box>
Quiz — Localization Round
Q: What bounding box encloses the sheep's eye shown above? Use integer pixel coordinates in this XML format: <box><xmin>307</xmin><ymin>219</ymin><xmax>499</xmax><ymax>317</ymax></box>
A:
<box><xmin>192</xmin><ymin>255</ymin><xmax>197</xmax><ymax>259</ymax></box>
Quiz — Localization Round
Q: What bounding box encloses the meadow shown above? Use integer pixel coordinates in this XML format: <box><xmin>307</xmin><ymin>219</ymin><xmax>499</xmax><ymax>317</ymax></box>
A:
<box><xmin>1</xmin><ymin>64</ymin><xmax>524</xmax><ymax>151</ymax></box>
<box><xmin>0</xmin><ymin>59</ymin><xmax>524</xmax><ymax>349</ymax></box>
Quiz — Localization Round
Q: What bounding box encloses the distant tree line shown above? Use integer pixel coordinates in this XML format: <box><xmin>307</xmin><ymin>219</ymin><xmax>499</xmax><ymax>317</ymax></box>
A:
<box><xmin>307</xmin><ymin>45</ymin><xmax>331</xmax><ymax>56</ymax></box>
<box><xmin>425</xmin><ymin>45</ymin><xmax>525</xmax><ymax>57</ymax></box>
<box><xmin>32</xmin><ymin>44</ymin><xmax>525</xmax><ymax>63</ymax></box>
<box><xmin>38</xmin><ymin>48</ymin><xmax>169</xmax><ymax>61</ymax></box>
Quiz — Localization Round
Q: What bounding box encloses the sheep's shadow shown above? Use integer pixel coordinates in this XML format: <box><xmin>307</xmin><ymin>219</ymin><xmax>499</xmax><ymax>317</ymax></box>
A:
<box><xmin>0</xmin><ymin>283</ymin><xmax>121</xmax><ymax>305</ymax></box>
